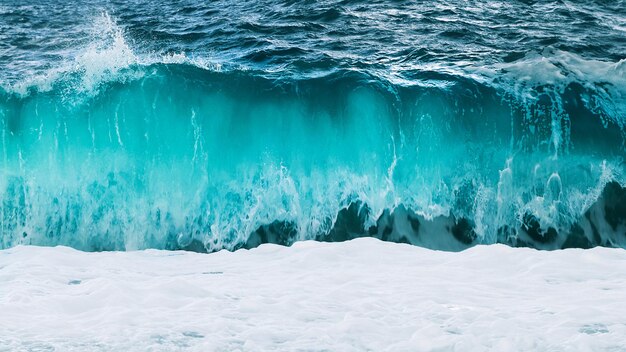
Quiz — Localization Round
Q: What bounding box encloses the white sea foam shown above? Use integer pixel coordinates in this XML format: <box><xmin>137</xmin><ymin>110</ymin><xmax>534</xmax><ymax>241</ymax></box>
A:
<box><xmin>1</xmin><ymin>239</ymin><xmax>626</xmax><ymax>351</ymax></box>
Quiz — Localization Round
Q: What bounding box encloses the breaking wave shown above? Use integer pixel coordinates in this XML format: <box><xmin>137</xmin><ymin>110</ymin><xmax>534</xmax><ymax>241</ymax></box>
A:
<box><xmin>1</xmin><ymin>12</ymin><xmax>625</xmax><ymax>252</ymax></box>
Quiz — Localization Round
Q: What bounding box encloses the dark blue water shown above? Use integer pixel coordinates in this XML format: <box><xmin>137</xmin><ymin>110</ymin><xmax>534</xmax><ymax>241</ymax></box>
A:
<box><xmin>1</xmin><ymin>0</ymin><xmax>625</xmax><ymax>251</ymax></box>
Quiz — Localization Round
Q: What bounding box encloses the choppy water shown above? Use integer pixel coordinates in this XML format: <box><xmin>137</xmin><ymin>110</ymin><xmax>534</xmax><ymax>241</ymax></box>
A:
<box><xmin>1</xmin><ymin>0</ymin><xmax>625</xmax><ymax>251</ymax></box>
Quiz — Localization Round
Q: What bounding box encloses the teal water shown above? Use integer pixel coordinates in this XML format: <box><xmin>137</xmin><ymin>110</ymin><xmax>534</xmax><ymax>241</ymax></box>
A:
<box><xmin>1</xmin><ymin>1</ymin><xmax>625</xmax><ymax>251</ymax></box>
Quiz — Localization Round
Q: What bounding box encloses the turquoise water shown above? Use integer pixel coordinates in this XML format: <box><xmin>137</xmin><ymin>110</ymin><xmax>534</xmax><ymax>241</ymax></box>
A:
<box><xmin>1</xmin><ymin>1</ymin><xmax>625</xmax><ymax>251</ymax></box>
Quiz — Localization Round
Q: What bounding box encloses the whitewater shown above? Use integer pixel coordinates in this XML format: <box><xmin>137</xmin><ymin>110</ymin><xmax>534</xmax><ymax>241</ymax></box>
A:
<box><xmin>2</xmin><ymin>239</ymin><xmax>626</xmax><ymax>351</ymax></box>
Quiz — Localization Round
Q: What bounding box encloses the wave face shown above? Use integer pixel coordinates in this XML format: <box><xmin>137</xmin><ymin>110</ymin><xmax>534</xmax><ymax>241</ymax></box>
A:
<box><xmin>1</xmin><ymin>1</ymin><xmax>626</xmax><ymax>251</ymax></box>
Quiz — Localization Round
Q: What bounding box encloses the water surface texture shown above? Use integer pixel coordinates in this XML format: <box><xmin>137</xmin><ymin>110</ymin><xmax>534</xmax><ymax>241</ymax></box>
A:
<box><xmin>1</xmin><ymin>0</ymin><xmax>626</xmax><ymax>251</ymax></box>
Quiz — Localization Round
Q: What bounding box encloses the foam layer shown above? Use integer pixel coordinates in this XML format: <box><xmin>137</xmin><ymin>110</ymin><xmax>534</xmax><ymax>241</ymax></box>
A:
<box><xmin>2</xmin><ymin>240</ymin><xmax>626</xmax><ymax>350</ymax></box>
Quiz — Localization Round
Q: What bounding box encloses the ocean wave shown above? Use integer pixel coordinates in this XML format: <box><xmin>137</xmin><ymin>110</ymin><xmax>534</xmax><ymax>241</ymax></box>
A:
<box><xmin>1</xmin><ymin>59</ymin><xmax>625</xmax><ymax>251</ymax></box>
<box><xmin>1</xmin><ymin>10</ymin><xmax>625</xmax><ymax>251</ymax></box>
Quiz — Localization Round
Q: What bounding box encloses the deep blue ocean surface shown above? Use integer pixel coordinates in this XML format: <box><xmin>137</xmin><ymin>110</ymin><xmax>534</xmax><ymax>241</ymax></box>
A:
<box><xmin>1</xmin><ymin>0</ymin><xmax>625</xmax><ymax>251</ymax></box>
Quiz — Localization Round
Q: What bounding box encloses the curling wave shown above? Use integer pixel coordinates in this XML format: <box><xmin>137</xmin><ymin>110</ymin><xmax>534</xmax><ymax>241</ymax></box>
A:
<box><xmin>1</xmin><ymin>59</ymin><xmax>625</xmax><ymax>251</ymax></box>
<box><xmin>1</xmin><ymin>7</ymin><xmax>626</xmax><ymax>252</ymax></box>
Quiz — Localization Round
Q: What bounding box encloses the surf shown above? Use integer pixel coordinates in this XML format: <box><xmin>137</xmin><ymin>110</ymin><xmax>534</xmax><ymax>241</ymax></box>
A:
<box><xmin>1</xmin><ymin>11</ymin><xmax>625</xmax><ymax>252</ymax></box>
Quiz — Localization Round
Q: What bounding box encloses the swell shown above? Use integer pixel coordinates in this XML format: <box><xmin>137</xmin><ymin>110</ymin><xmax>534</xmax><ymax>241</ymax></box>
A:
<box><xmin>1</xmin><ymin>64</ymin><xmax>625</xmax><ymax>251</ymax></box>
